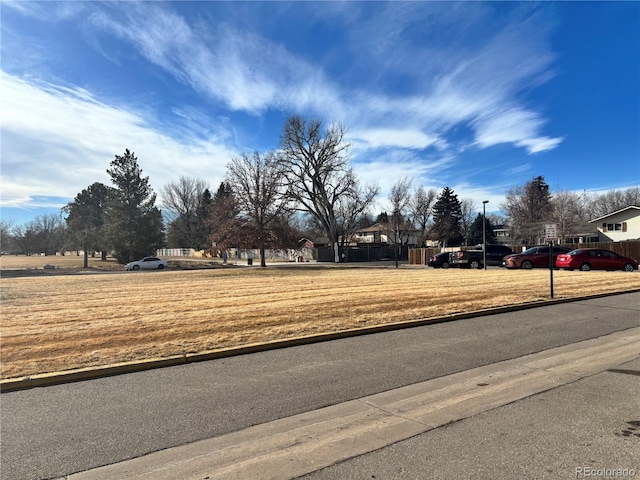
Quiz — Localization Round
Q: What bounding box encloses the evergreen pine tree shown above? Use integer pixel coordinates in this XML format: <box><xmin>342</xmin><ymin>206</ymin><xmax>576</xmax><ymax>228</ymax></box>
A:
<box><xmin>431</xmin><ymin>187</ymin><xmax>463</xmax><ymax>246</ymax></box>
<box><xmin>105</xmin><ymin>149</ymin><xmax>165</xmax><ymax>263</ymax></box>
<box><xmin>64</xmin><ymin>182</ymin><xmax>111</xmax><ymax>266</ymax></box>
<box><xmin>467</xmin><ymin>213</ymin><xmax>497</xmax><ymax>246</ymax></box>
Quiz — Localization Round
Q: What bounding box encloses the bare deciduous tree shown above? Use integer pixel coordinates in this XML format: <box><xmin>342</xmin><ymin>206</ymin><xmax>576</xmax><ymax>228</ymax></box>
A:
<box><xmin>161</xmin><ymin>176</ymin><xmax>209</xmax><ymax>248</ymax></box>
<box><xmin>460</xmin><ymin>198</ymin><xmax>477</xmax><ymax>245</ymax></box>
<box><xmin>1</xmin><ymin>218</ymin><xmax>16</xmax><ymax>252</ymax></box>
<box><xmin>386</xmin><ymin>178</ymin><xmax>413</xmax><ymax>265</ymax></box>
<box><xmin>502</xmin><ymin>176</ymin><xmax>552</xmax><ymax>245</ymax></box>
<box><xmin>588</xmin><ymin>187</ymin><xmax>640</xmax><ymax>218</ymax></box>
<box><xmin>13</xmin><ymin>213</ymin><xmax>66</xmax><ymax>255</ymax></box>
<box><xmin>389</xmin><ymin>178</ymin><xmax>413</xmax><ymax>225</ymax></box>
<box><xmin>278</xmin><ymin>115</ymin><xmax>377</xmax><ymax>262</ymax></box>
<box><xmin>552</xmin><ymin>190</ymin><xmax>589</xmax><ymax>242</ymax></box>
<box><xmin>410</xmin><ymin>186</ymin><xmax>437</xmax><ymax>247</ymax></box>
<box><xmin>226</xmin><ymin>151</ymin><xmax>293</xmax><ymax>267</ymax></box>
<box><xmin>335</xmin><ymin>182</ymin><xmax>379</xmax><ymax>249</ymax></box>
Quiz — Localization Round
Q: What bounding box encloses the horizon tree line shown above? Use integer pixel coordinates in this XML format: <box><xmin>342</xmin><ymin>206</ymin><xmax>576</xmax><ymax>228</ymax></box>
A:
<box><xmin>2</xmin><ymin>115</ymin><xmax>639</xmax><ymax>262</ymax></box>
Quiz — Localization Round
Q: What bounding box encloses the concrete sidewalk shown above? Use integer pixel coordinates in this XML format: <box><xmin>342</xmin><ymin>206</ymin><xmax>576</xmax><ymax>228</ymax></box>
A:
<box><xmin>59</xmin><ymin>327</ymin><xmax>640</xmax><ymax>480</ymax></box>
<box><xmin>301</xmin><ymin>361</ymin><xmax>640</xmax><ymax>480</ymax></box>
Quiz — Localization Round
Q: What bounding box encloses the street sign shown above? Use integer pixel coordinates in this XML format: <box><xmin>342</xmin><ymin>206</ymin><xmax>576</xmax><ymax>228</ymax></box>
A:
<box><xmin>545</xmin><ymin>223</ymin><xmax>557</xmax><ymax>241</ymax></box>
<box><xmin>544</xmin><ymin>224</ymin><xmax>558</xmax><ymax>299</ymax></box>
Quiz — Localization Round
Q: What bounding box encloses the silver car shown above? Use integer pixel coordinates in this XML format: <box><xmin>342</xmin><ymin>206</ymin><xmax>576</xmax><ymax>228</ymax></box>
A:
<box><xmin>124</xmin><ymin>256</ymin><xmax>168</xmax><ymax>271</ymax></box>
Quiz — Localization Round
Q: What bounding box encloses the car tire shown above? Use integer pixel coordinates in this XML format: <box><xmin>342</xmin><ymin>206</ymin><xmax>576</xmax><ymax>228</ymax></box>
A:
<box><xmin>579</xmin><ymin>263</ymin><xmax>591</xmax><ymax>272</ymax></box>
<box><xmin>158</xmin><ymin>264</ymin><xmax>165</xmax><ymax>270</ymax></box>
<box><xmin>132</xmin><ymin>265</ymin><xmax>140</xmax><ymax>271</ymax></box>
<box><xmin>442</xmin><ymin>262</ymin><xmax>450</xmax><ymax>269</ymax></box>
<box><xmin>623</xmin><ymin>263</ymin><xmax>635</xmax><ymax>272</ymax></box>
<box><xmin>521</xmin><ymin>260</ymin><xmax>533</xmax><ymax>269</ymax></box>
<box><xmin>469</xmin><ymin>259</ymin><xmax>481</xmax><ymax>269</ymax></box>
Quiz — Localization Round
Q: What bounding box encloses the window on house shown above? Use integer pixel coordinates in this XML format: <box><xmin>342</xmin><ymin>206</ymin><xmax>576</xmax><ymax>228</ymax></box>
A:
<box><xmin>606</xmin><ymin>223</ymin><xmax>622</xmax><ymax>231</ymax></box>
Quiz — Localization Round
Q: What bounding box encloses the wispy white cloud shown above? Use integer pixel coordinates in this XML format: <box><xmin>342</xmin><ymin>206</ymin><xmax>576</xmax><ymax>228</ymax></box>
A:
<box><xmin>0</xmin><ymin>73</ymin><xmax>234</xmax><ymax>208</ymax></box>
<box><xmin>1</xmin><ymin>1</ymin><xmax>569</xmax><ymax>215</ymax></box>
<box><xmin>448</xmin><ymin>182</ymin><xmax>509</xmax><ymax>216</ymax></box>
<box><xmin>356</xmin><ymin>150</ymin><xmax>459</xmax><ymax>213</ymax></box>
<box><xmin>474</xmin><ymin>109</ymin><xmax>564</xmax><ymax>154</ymax></box>
<box><xmin>350</xmin><ymin>128</ymin><xmax>446</xmax><ymax>151</ymax></box>
<box><xmin>332</xmin><ymin>3</ymin><xmax>562</xmax><ymax>154</ymax></box>
<box><xmin>81</xmin><ymin>2</ymin><xmax>562</xmax><ymax>155</ymax></box>
<box><xmin>86</xmin><ymin>5</ymin><xmax>343</xmax><ymax>115</ymax></box>
<box><xmin>505</xmin><ymin>163</ymin><xmax>533</xmax><ymax>176</ymax></box>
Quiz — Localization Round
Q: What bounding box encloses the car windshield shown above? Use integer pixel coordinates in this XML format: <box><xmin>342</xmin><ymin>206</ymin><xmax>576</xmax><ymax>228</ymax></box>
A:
<box><xmin>521</xmin><ymin>247</ymin><xmax>538</xmax><ymax>255</ymax></box>
<box><xmin>567</xmin><ymin>249</ymin><xmax>582</xmax><ymax>255</ymax></box>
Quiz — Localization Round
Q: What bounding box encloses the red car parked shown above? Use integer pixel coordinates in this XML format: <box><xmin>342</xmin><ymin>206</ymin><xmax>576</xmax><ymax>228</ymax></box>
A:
<box><xmin>555</xmin><ymin>248</ymin><xmax>638</xmax><ymax>272</ymax></box>
<box><xmin>503</xmin><ymin>245</ymin><xmax>571</xmax><ymax>269</ymax></box>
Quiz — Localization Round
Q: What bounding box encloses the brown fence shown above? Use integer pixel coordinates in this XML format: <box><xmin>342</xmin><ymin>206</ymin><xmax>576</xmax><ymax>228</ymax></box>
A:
<box><xmin>570</xmin><ymin>241</ymin><xmax>640</xmax><ymax>261</ymax></box>
<box><xmin>408</xmin><ymin>248</ymin><xmax>441</xmax><ymax>265</ymax></box>
<box><xmin>409</xmin><ymin>240</ymin><xmax>640</xmax><ymax>265</ymax></box>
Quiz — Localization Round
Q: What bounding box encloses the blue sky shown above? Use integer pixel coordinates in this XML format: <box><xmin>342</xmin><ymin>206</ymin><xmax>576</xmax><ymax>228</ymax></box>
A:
<box><xmin>1</xmin><ymin>1</ymin><xmax>639</xmax><ymax>225</ymax></box>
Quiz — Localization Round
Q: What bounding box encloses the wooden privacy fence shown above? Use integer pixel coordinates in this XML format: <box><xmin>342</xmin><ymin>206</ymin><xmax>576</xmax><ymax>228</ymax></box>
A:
<box><xmin>572</xmin><ymin>241</ymin><xmax>640</xmax><ymax>261</ymax></box>
<box><xmin>408</xmin><ymin>248</ymin><xmax>441</xmax><ymax>265</ymax></box>
<box><xmin>409</xmin><ymin>240</ymin><xmax>640</xmax><ymax>265</ymax></box>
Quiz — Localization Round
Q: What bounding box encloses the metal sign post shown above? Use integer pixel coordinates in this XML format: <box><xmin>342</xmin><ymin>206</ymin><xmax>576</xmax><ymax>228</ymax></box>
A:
<box><xmin>549</xmin><ymin>241</ymin><xmax>554</xmax><ymax>299</ymax></box>
<box><xmin>545</xmin><ymin>224</ymin><xmax>557</xmax><ymax>299</ymax></box>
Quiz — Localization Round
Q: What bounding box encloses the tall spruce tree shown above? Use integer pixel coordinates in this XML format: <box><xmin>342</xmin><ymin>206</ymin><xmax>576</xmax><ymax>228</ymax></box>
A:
<box><xmin>105</xmin><ymin>149</ymin><xmax>165</xmax><ymax>263</ymax></box>
<box><xmin>194</xmin><ymin>188</ymin><xmax>213</xmax><ymax>250</ymax></box>
<box><xmin>431</xmin><ymin>187</ymin><xmax>463</xmax><ymax>246</ymax></box>
<box><xmin>467</xmin><ymin>213</ymin><xmax>497</xmax><ymax>246</ymax></box>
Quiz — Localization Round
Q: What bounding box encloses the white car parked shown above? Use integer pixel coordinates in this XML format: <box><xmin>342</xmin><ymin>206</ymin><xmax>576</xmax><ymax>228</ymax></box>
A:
<box><xmin>124</xmin><ymin>256</ymin><xmax>168</xmax><ymax>271</ymax></box>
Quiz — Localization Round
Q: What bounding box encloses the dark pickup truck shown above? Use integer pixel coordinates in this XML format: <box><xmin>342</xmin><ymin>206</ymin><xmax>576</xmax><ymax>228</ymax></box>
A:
<box><xmin>449</xmin><ymin>244</ymin><xmax>513</xmax><ymax>269</ymax></box>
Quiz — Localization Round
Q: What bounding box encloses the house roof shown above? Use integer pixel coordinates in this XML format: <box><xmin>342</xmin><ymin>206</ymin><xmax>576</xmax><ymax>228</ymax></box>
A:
<box><xmin>588</xmin><ymin>205</ymin><xmax>640</xmax><ymax>223</ymax></box>
<box><xmin>356</xmin><ymin>223</ymin><xmax>388</xmax><ymax>233</ymax></box>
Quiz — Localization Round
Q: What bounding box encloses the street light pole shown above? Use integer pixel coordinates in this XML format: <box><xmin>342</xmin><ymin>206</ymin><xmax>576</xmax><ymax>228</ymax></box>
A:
<box><xmin>395</xmin><ymin>214</ymin><xmax>399</xmax><ymax>269</ymax></box>
<box><xmin>482</xmin><ymin>200</ymin><xmax>489</xmax><ymax>270</ymax></box>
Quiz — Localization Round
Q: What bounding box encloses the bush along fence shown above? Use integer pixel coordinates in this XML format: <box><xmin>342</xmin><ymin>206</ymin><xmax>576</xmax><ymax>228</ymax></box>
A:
<box><xmin>409</xmin><ymin>240</ymin><xmax>640</xmax><ymax>265</ymax></box>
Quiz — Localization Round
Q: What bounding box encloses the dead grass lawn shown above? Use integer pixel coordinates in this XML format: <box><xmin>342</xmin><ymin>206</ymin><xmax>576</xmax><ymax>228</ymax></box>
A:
<box><xmin>1</xmin><ymin>254</ymin><xmax>123</xmax><ymax>271</ymax></box>
<box><xmin>2</xmin><ymin>265</ymin><xmax>639</xmax><ymax>379</ymax></box>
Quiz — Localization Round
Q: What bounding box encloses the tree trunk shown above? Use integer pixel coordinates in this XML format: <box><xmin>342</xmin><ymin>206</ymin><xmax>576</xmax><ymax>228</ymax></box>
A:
<box><xmin>333</xmin><ymin>241</ymin><xmax>340</xmax><ymax>263</ymax></box>
<box><xmin>260</xmin><ymin>247</ymin><xmax>266</xmax><ymax>267</ymax></box>
<box><xmin>83</xmin><ymin>248</ymin><xmax>89</xmax><ymax>269</ymax></box>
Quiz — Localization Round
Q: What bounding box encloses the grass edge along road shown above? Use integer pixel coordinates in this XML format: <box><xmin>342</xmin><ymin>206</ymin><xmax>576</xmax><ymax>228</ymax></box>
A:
<box><xmin>2</xmin><ymin>264</ymin><xmax>640</xmax><ymax>383</ymax></box>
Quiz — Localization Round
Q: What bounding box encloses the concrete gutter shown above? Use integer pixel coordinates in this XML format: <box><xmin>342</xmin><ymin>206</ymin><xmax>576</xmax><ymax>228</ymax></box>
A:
<box><xmin>3</xmin><ymin>288</ymin><xmax>639</xmax><ymax>393</ymax></box>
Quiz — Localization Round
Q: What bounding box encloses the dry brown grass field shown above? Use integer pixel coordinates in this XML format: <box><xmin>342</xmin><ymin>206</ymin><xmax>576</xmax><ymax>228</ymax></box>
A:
<box><xmin>0</xmin><ymin>254</ymin><xmax>124</xmax><ymax>271</ymax></box>
<box><xmin>2</xmin><ymin>255</ymin><xmax>639</xmax><ymax>380</ymax></box>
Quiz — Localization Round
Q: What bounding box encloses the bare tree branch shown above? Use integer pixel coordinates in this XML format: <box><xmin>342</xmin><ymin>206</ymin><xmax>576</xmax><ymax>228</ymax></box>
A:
<box><xmin>278</xmin><ymin>115</ymin><xmax>377</xmax><ymax>262</ymax></box>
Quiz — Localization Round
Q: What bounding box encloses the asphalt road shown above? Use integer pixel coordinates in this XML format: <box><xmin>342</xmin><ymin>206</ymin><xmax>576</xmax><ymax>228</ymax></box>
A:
<box><xmin>2</xmin><ymin>292</ymin><xmax>639</xmax><ymax>480</ymax></box>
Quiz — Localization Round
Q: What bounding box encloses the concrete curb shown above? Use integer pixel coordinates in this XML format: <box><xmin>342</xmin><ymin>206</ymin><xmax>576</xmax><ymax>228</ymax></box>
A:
<box><xmin>3</xmin><ymin>289</ymin><xmax>639</xmax><ymax>393</ymax></box>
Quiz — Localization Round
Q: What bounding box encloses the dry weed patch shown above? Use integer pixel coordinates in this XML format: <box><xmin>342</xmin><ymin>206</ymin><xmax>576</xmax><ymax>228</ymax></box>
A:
<box><xmin>2</xmin><ymin>267</ymin><xmax>639</xmax><ymax>379</ymax></box>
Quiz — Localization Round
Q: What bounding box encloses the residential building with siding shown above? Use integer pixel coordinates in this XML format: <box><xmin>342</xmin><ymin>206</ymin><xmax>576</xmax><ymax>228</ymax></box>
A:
<box><xmin>589</xmin><ymin>206</ymin><xmax>640</xmax><ymax>242</ymax></box>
